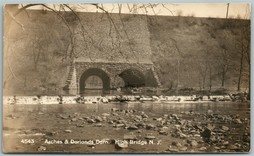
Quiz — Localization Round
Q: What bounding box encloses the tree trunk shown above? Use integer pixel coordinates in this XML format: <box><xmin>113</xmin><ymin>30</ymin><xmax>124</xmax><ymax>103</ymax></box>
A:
<box><xmin>221</xmin><ymin>68</ymin><xmax>225</xmax><ymax>87</ymax></box>
<box><xmin>237</xmin><ymin>42</ymin><xmax>244</xmax><ymax>91</ymax></box>
<box><xmin>209</xmin><ymin>64</ymin><xmax>212</xmax><ymax>91</ymax></box>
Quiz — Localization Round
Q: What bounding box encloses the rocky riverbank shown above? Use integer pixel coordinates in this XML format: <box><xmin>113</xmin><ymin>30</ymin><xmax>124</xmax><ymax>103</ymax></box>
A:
<box><xmin>2</xmin><ymin>102</ymin><xmax>250</xmax><ymax>153</ymax></box>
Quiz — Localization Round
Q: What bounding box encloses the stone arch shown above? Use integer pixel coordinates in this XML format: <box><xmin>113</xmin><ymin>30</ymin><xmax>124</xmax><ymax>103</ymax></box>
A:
<box><xmin>119</xmin><ymin>68</ymin><xmax>146</xmax><ymax>87</ymax></box>
<box><xmin>79</xmin><ymin>68</ymin><xmax>110</xmax><ymax>93</ymax></box>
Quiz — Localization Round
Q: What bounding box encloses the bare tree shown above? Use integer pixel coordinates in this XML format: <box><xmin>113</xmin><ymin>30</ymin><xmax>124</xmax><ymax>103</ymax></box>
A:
<box><xmin>236</xmin><ymin>21</ymin><xmax>250</xmax><ymax>91</ymax></box>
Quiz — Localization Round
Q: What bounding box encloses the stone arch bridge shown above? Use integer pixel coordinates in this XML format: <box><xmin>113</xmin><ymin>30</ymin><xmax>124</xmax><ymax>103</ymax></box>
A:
<box><xmin>64</xmin><ymin>59</ymin><xmax>161</xmax><ymax>94</ymax></box>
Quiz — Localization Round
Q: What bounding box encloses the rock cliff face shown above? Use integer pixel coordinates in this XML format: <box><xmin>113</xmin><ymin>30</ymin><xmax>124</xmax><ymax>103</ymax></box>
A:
<box><xmin>3</xmin><ymin>9</ymin><xmax>250</xmax><ymax>95</ymax></box>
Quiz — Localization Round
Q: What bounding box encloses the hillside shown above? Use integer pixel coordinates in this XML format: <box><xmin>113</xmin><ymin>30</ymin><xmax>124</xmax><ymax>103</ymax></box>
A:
<box><xmin>3</xmin><ymin>9</ymin><xmax>250</xmax><ymax>95</ymax></box>
<box><xmin>148</xmin><ymin>15</ymin><xmax>250</xmax><ymax>91</ymax></box>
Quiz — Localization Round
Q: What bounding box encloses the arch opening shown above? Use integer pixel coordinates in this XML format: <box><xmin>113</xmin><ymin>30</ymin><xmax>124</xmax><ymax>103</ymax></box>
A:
<box><xmin>85</xmin><ymin>75</ymin><xmax>103</xmax><ymax>89</ymax></box>
<box><xmin>79</xmin><ymin>68</ymin><xmax>110</xmax><ymax>94</ymax></box>
<box><xmin>119</xmin><ymin>68</ymin><xmax>145</xmax><ymax>88</ymax></box>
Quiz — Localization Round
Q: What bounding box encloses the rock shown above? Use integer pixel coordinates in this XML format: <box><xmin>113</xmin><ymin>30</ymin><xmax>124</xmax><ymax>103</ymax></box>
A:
<box><xmin>102</xmin><ymin>113</ymin><xmax>110</xmax><ymax>117</ymax></box>
<box><xmin>71</xmin><ymin>118</ymin><xmax>77</xmax><ymax>122</ymax></box>
<box><xmin>95</xmin><ymin>116</ymin><xmax>103</xmax><ymax>122</ymax></box>
<box><xmin>176</xmin><ymin>143</ymin><xmax>182</xmax><ymax>147</ymax></box>
<box><xmin>171</xmin><ymin>114</ymin><xmax>179</xmax><ymax>120</ymax></box>
<box><xmin>101</xmin><ymin>97</ymin><xmax>109</xmax><ymax>103</ymax></box>
<box><xmin>221</xmin><ymin>126</ymin><xmax>229</xmax><ymax>131</ymax></box>
<box><xmin>127</xmin><ymin>125</ymin><xmax>138</xmax><ymax>130</ymax></box>
<box><xmin>111</xmin><ymin>108</ymin><xmax>119</xmax><ymax>112</ymax></box>
<box><xmin>38</xmin><ymin>146</ymin><xmax>46</xmax><ymax>151</ymax></box>
<box><xmin>87</xmin><ymin>118</ymin><xmax>96</xmax><ymax>123</ymax></box>
<box><xmin>171</xmin><ymin>141</ymin><xmax>182</xmax><ymax>147</ymax></box>
<box><xmin>76</xmin><ymin>124</ymin><xmax>84</xmax><ymax>127</ymax></box>
<box><xmin>60</xmin><ymin>115</ymin><xmax>68</xmax><ymax>119</ymax></box>
<box><xmin>145</xmin><ymin>135</ymin><xmax>156</xmax><ymax>140</ymax></box>
<box><xmin>83</xmin><ymin>117</ymin><xmax>89</xmax><ymax>120</ymax></box>
<box><xmin>65</xmin><ymin>130</ymin><xmax>72</xmax><ymax>133</ymax></box>
<box><xmin>207</xmin><ymin>124</ymin><xmax>214</xmax><ymax>130</ymax></box>
<box><xmin>45</xmin><ymin>131</ymin><xmax>56</xmax><ymax>136</ymax></box>
<box><xmin>136</xmin><ymin>122</ymin><xmax>146</xmax><ymax>128</ymax></box>
<box><xmin>166</xmin><ymin>147</ymin><xmax>179</xmax><ymax>152</ymax></box>
<box><xmin>229</xmin><ymin>144</ymin><xmax>238</xmax><ymax>150</ymax></box>
<box><xmin>38</xmin><ymin>112</ymin><xmax>44</xmax><ymax>115</ymax></box>
<box><xmin>115</xmin><ymin>141</ymin><xmax>128</xmax><ymax>149</ymax></box>
<box><xmin>135</xmin><ymin>115</ymin><xmax>143</xmax><ymax>120</ymax></box>
<box><xmin>159</xmin><ymin>130</ymin><xmax>168</xmax><ymax>135</ymax></box>
<box><xmin>141</xmin><ymin>114</ymin><xmax>149</xmax><ymax>118</ymax></box>
<box><xmin>156</xmin><ymin>118</ymin><xmax>163</xmax><ymax>121</ymax></box>
<box><xmin>201</xmin><ymin>128</ymin><xmax>212</xmax><ymax>140</ymax></box>
<box><xmin>87</xmin><ymin>143</ymin><xmax>96</xmax><ymax>147</ymax></box>
<box><xmin>112</xmin><ymin>113</ymin><xmax>119</xmax><ymax>116</ymax></box>
<box><xmin>179</xmin><ymin>132</ymin><xmax>187</xmax><ymax>138</ymax></box>
<box><xmin>171</xmin><ymin>141</ymin><xmax>177</xmax><ymax>146</ymax></box>
<box><xmin>163</xmin><ymin>114</ymin><xmax>169</xmax><ymax>118</ymax></box>
<box><xmin>78</xmin><ymin>117</ymin><xmax>84</xmax><ymax>120</ymax></box>
<box><xmin>190</xmin><ymin>140</ymin><xmax>198</xmax><ymax>147</ymax></box>
<box><xmin>210</xmin><ymin>135</ymin><xmax>217</xmax><ymax>142</ymax></box>
<box><xmin>214</xmin><ymin>146</ymin><xmax>220</xmax><ymax>150</ymax></box>
<box><xmin>146</xmin><ymin>124</ymin><xmax>155</xmax><ymax>130</ymax></box>
<box><xmin>193</xmin><ymin>134</ymin><xmax>200</xmax><ymax>137</ymax></box>
<box><xmin>207</xmin><ymin>110</ymin><xmax>213</xmax><ymax>114</ymax></box>
<box><xmin>115</xmin><ymin>124</ymin><xmax>125</xmax><ymax>128</ymax></box>
<box><xmin>222</xmin><ymin>141</ymin><xmax>229</xmax><ymax>145</ymax></box>
<box><xmin>234</xmin><ymin>119</ymin><xmax>242</xmax><ymax>124</ymax></box>
<box><xmin>194</xmin><ymin>124</ymin><xmax>203</xmax><ymax>131</ymax></box>
<box><xmin>108</xmin><ymin>121</ymin><xmax>114</xmax><ymax>124</ymax></box>
<box><xmin>94</xmin><ymin>123</ymin><xmax>103</xmax><ymax>127</ymax></box>
<box><xmin>124</xmin><ymin>134</ymin><xmax>137</xmax><ymax>140</ymax></box>
<box><xmin>179</xmin><ymin>147</ymin><xmax>188</xmax><ymax>151</ymax></box>
<box><xmin>199</xmin><ymin>147</ymin><xmax>207</xmax><ymax>151</ymax></box>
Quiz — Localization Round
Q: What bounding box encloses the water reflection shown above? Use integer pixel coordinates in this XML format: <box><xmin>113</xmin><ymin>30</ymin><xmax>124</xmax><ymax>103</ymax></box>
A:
<box><xmin>5</xmin><ymin>102</ymin><xmax>250</xmax><ymax>118</ymax></box>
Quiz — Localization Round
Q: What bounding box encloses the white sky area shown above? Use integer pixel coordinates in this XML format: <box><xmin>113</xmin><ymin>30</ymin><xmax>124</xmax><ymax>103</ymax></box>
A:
<box><xmin>26</xmin><ymin>3</ymin><xmax>250</xmax><ymax>19</ymax></box>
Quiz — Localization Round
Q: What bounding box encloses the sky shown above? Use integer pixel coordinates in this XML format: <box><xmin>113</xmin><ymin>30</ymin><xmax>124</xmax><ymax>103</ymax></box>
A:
<box><xmin>29</xmin><ymin>3</ymin><xmax>251</xmax><ymax>19</ymax></box>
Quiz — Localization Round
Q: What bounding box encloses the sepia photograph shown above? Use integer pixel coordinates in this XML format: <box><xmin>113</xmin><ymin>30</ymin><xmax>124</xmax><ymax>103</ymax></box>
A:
<box><xmin>2</xmin><ymin>3</ymin><xmax>251</xmax><ymax>153</ymax></box>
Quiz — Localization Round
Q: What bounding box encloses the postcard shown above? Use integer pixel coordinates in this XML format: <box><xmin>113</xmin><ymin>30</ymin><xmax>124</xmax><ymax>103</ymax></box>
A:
<box><xmin>2</xmin><ymin>3</ymin><xmax>250</xmax><ymax>153</ymax></box>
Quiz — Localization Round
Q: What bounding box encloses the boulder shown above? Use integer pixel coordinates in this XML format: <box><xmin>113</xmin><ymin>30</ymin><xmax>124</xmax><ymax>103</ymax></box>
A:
<box><xmin>190</xmin><ymin>140</ymin><xmax>198</xmax><ymax>147</ymax></box>
<box><xmin>64</xmin><ymin>130</ymin><xmax>72</xmax><ymax>133</ymax></box>
<box><xmin>94</xmin><ymin>123</ymin><xmax>103</xmax><ymax>127</ymax></box>
<box><xmin>71</xmin><ymin>118</ymin><xmax>77</xmax><ymax>122</ymax></box>
<box><xmin>111</xmin><ymin>108</ymin><xmax>119</xmax><ymax>112</ymax></box>
<box><xmin>127</xmin><ymin>125</ymin><xmax>138</xmax><ymax>130</ymax></box>
<box><xmin>95</xmin><ymin>116</ymin><xmax>103</xmax><ymax>122</ymax></box>
<box><xmin>115</xmin><ymin>124</ymin><xmax>125</xmax><ymax>128</ymax></box>
<box><xmin>221</xmin><ymin>126</ymin><xmax>229</xmax><ymax>131</ymax></box>
<box><xmin>115</xmin><ymin>141</ymin><xmax>128</xmax><ymax>149</ymax></box>
<box><xmin>102</xmin><ymin>113</ymin><xmax>110</xmax><ymax>117</ymax></box>
<box><xmin>38</xmin><ymin>146</ymin><xmax>46</xmax><ymax>151</ymax></box>
<box><xmin>166</xmin><ymin>147</ymin><xmax>179</xmax><ymax>152</ymax></box>
<box><xmin>76</xmin><ymin>124</ymin><xmax>84</xmax><ymax>127</ymax></box>
<box><xmin>87</xmin><ymin>118</ymin><xmax>96</xmax><ymax>123</ymax></box>
<box><xmin>145</xmin><ymin>134</ymin><xmax>156</xmax><ymax>140</ymax></box>
<box><xmin>199</xmin><ymin>147</ymin><xmax>207</xmax><ymax>151</ymax></box>
<box><xmin>179</xmin><ymin>147</ymin><xmax>188</xmax><ymax>151</ymax></box>
<box><xmin>60</xmin><ymin>115</ymin><xmax>69</xmax><ymax>119</ymax></box>
<box><xmin>234</xmin><ymin>119</ymin><xmax>242</xmax><ymax>124</ymax></box>
<box><xmin>146</xmin><ymin>124</ymin><xmax>155</xmax><ymax>130</ymax></box>
<box><xmin>112</xmin><ymin>113</ymin><xmax>119</xmax><ymax>116</ymax></box>
<box><xmin>159</xmin><ymin>130</ymin><xmax>168</xmax><ymax>135</ymax></box>
<box><xmin>201</xmin><ymin>128</ymin><xmax>212</xmax><ymax>139</ymax></box>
